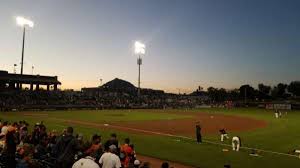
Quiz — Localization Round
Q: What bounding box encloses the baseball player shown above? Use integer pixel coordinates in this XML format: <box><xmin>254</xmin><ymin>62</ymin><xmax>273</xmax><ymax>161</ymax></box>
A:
<box><xmin>232</xmin><ymin>136</ymin><xmax>241</xmax><ymax>151</ymax></box>
<box><xmin>279</xmin><ymin>110</ymin><xmax>282</xmax><ymax>118</ymax></box>
<box><xmin>289</xmin><ymin>149</ymin><xmax>300</xmax><ymax>158</ymax></box>
<box><xmin>274</xmin><ymin>109</ymin><xmax>279</xmax><ymax>118</ymax></box>
<box><xmin>195</xmin><ymin>122</ymin><xmax>202</xmax><ymax>143</ymax></box>
<box><xmin>219</xmin><ymin>128</ymin><xmax>229</xmax><ymax>142</ymax></box>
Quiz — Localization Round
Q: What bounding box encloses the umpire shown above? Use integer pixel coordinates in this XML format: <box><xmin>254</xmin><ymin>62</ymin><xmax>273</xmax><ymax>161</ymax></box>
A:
<box><xmin>195</xmin><ymin>122</ymin><xmax>202</xmax><ymax>143</ymax></box>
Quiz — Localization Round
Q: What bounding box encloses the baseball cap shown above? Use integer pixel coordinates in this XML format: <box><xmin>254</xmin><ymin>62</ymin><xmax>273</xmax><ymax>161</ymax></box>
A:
<box><xmin>109</xmin><ymin>145</ymin><xmax>117</xmax><ymax>151</ymax></box>
<box><xmin>134</xmin><ymin>160</ymin><xmax>141</xmax><ymax>165</ymax></box>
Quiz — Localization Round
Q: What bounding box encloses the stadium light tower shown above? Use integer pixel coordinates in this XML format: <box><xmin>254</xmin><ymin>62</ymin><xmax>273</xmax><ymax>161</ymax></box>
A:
<box><xmin>13</xmin><ymin>64</ymin><xmax>17</xmax><ymax>74</ymax></box>
<box><xmin>134</xmin><ymin>41</ymin><xmax>145</xmax><ymax>97</ymax></box>
<box><xmin>16</xmin><ymin>16</ymin><xmax>34</xmax><ymax>75</ymax></box>
<box><xmin>31</xmin><ymin>65</ymin><xmax>34</xmax><ymax>75</ymax></box>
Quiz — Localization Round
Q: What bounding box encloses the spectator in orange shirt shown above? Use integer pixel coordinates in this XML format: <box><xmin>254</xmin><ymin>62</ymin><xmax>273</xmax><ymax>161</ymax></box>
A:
<box><xmin>120</xmin><ymin>138</ymin><xmax>133</xmax><ymax>168</ymax></box>
<box><xmin>85</xmin><ymin>134</ymin><xmax>103</xmax><ymax>159</ymax></box>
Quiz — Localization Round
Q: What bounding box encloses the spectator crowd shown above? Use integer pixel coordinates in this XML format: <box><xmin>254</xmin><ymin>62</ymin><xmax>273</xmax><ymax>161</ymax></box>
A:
<box><xmin>0</xmin><ymin>119</ymin><xmax>172</xmax><ymax>168</ymax></box>
<box><xmin>0</xmin><ymin>90</ymin><xmax>206</xmax><ymax>111</ymax></box>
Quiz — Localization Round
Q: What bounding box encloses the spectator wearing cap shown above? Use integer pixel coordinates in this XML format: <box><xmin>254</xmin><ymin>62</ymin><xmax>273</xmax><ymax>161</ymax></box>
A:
<box><xmin>104</xmin><ymin>133</ymin><xmax>119</xmax><ymax>152</ymax></box>
<box><xmin>99</xmin><ymin>145</ymin><xmax>121</xmax><ymax>168</ymax></box>
<box><xmin>55</xmin><ymin>126</ymin><xmax>80</xmax><ymax>168</ymax></box>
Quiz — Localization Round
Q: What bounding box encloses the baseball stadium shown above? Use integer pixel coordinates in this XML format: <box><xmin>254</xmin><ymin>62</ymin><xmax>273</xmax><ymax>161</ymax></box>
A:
<box><xmin>1</xmin><ymin>107</ymin><xmax>300</xmax><ymax>167</ymax></box>
<box><xmin>1</xmin><ymin>1</ymin><xmax>300</xmax><ymax>168</ymax></box>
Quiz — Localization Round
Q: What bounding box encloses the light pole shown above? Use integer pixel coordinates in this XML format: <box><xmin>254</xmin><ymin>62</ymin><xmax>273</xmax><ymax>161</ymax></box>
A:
<box><xmin>134</xmin><ymin>41</ymin><xmax>145</xmax><ymax>97</ymax></box>
<box><xmin>16</xmin><ymin>16</ymin><xmax>34</xmax><ymax>75</ymax></box>
<box><xmin>177</xmin><ymin>88</ymin><xmax>181</xmax><ymax>95</ymax></box>
<box><xmin>13</xmin><ymin>64</ymin><xmax>17</xmax><ymax>74</ymax></box>
<box><xmin>31</xmin><ymin>65</ymin><xmax>34</xmax><ymax>75</ymax></box>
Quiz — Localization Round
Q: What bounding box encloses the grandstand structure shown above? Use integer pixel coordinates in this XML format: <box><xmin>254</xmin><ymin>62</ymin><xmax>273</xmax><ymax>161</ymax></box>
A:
<box><xmin>81</xmin><ymin>78</ymin><xmax>164</xmax><ymax>97</ymax></box>
<box><xmin>0</xmin><ymin>70</ymin><xmax>61</xmax><ymax>91</ymax></box>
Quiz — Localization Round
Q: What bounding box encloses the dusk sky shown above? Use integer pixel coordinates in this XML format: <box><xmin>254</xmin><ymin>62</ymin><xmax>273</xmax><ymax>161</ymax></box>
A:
<box><xmin>1</xmin><ymin>0</ymin><xmax>299</xmax><ymax>93</ymax></box>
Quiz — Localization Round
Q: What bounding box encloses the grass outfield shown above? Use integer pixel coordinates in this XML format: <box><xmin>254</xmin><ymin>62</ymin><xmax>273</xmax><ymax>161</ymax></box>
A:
<box><xmin>1</xmin><ymin>108</ymin><xmax>300</xmax><ymax>168</ymax></box>
<box><xmin>20</xmin><ymin>110</ymin><xmax>192</xmax><ymax>122</ymax></box>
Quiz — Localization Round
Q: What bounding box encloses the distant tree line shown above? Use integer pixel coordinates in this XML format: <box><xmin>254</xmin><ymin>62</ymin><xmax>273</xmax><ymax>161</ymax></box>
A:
<box><xmin>193</xmin><ymin>81</ymin><xmax>300</xmax><ymax>103</ymax></box>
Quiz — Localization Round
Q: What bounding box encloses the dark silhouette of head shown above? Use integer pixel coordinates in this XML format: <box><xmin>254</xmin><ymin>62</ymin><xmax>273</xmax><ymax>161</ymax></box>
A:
<box><xmin>161</xmin><ymin>162</ymin><xmax>169</xmax><ymax>168</ymax></box>
<box><xmin>125</xmin><ymin>138</ymin><xmax>130</xmax><ymax>144</ymax></box>
<box><xmin>110</xmin><ymin>133</ymin><xmax>117</xmax><ymax>140</ymax></box>
<box><xmin>66</xmin><ymin>126</ymin><xmax>73</xmax><ymax>135</ymax></box>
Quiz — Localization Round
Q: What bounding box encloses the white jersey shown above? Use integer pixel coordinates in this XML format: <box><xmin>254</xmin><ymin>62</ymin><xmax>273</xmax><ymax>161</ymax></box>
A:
<box><xmin>232</xmin><ymin>136</ymin><xmax>240</xmax><ymax>142</ymax></box>
<box><xmin>99</xmin><ymin>152</ymin><xmax>121</xmax><ymax>168</ymax></box>
<box><xmin>1</xmin><ymin>126</ymin><xmax>8</xmax><ymax>135</ymax></box>
<box><xmin>232</xmin><ymin>136</ymin><xmax>241</xmax><ymax>151</ymax></box>
<box><xmin>72</xmin><ymin>157</ymin><xmax>100</xmax><ymax>168</ymax></box>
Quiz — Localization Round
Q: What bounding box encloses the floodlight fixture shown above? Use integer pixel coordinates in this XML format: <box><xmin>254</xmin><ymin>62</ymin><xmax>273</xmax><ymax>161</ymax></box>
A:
<box><xmin>134</xmin><ymin>41</ymin><xmax>145</xmax><ymax>55</ymax></box>
<box><xmin>16</xmin><ymin>16</ymin><xmax>34</xmax><ymax>28</ymax></box>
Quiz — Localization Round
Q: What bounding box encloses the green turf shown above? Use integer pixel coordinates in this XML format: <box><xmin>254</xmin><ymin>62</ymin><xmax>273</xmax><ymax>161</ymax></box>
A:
<box><xmin>16</xmin><ymin>110</ymin><xmax>192</xmax><ymax>122</ymax></box>
<box><xmin>1</xmin><ymin>108</ymin><xmax>300</xmax><ymax>168</ymax></box>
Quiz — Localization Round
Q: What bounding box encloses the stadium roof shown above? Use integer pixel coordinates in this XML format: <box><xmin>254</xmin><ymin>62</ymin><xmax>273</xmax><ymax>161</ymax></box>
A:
<box><xmin>0</xmin><ymin>70</ymin><xmax>61</xmax><ymax>85</ymax></box>
<box><xmin>101</xmin><ymin>78</ymin><xmax>136</xmax><ymax>90</ymax></box>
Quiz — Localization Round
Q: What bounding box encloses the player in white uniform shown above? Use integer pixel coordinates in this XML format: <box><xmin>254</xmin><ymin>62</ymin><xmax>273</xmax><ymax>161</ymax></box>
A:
<box><xmin>274</xmin><ymin>109</ymin><xmax>279</xmax><ymax>118</ymax></box>
<box><xmin>289</xmin><ymin>149</ymin><xmax>300</xmax><ymax>158</ymax></box>
<box><xmin>219</xmin><ymin>129</ymin><xmax>229</xmax><ymax>142</ymax></box>
<box><xmin>232</xmin><ymin>136</ymin><xmax>241</xmax><ymax>151</ymax></box>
